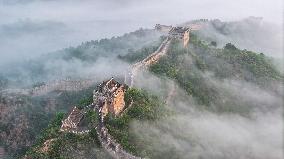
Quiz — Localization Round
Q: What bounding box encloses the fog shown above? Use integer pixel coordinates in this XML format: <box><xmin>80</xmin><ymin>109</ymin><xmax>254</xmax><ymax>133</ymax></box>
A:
<box><xmin>194</xmin><ymin>18</ymin><xmax>284</xmax><ymax>59</ymax></box>
<box><xmin>0</xmin><ymin>28</ymin><xmax>162</xmax><ymax>88</ymax></box>
<box><xmin>0</xmin><ymin>1</ymin><xmax>283</xmax><ymax>158</ymax></box>
<box><xmin>131</xmin><ymin>66</ymin><xmax>283</xmax><ymax>159</ymax></box>
<box><xmin>128</xmin><ymin>35</ymin><xmax>283</xmax><ymax>158</ymax></box>
<box><xmin>0</xmin><ymin>0</ymin><xmax>282</xmax><ymax>64</ymax></box>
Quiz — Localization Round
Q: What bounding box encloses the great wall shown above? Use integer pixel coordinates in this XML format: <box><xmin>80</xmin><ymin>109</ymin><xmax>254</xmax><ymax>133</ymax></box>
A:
<box><xmin>56</xmin><ymin>24</ymin><xmax>197</xmax><ymax>159</ymax></box>
<box><xmin>0</xmin><ymin>78</ymin><xmax>97</xmax><ymax>97</ymax></box>
<box><xmin>1</xmin><ymin>21</ymin><xmax>203</xmax><ymax>97</ymax></box>
<box><xmin>128</xmin><ymin>37</ymin><xmax>171</xmax><ymax>87</ymax></box>
<box><xmin>93</xmin><ymin>78</ymin><xmax>140</xmax><ymax>159</ymax></box>
<box><xmin>18</xmin><ymin>23</ymin><xmax>202</xmax><ymax>158</ymax></box>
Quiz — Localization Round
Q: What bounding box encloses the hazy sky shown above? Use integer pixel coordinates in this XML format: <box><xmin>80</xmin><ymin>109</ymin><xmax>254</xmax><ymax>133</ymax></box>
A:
<box><xmin>0</xmin><ymin>0</ymin><xmax>283</xmax><ymax>63</ymax></box>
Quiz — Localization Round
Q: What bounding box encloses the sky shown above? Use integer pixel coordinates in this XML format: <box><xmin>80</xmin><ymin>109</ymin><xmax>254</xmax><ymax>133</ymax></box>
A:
<box><xmin>0</xmin><ymin>0</ymin><xmax>283</xmax><ymax>63</ymax></box>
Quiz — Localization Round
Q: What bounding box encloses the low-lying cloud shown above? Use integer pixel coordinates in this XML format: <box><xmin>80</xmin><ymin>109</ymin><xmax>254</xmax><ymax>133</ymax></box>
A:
<box><xmin>131</xmin><ymin>69</ymin><xmax>283</xmax><ymax>159</ymax></box>
<box><xmin>0</xmin><ymin>19</ymin><xmax>70</xmax><ymax>63</ymax></box>
<box><xmin>196</xmin><ymin>18</ymin><xmax>283</xmax><ymax>58</ymax></box>
<box><xmin>0</xmin><ymin>0</ymin><xmax>282</xmax><ymax>65</ymax></box>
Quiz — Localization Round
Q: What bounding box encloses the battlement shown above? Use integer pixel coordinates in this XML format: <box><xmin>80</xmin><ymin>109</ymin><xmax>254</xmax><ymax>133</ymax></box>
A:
<box><xmin>169</xmin><ymin>27</ymin><xmax>190</xmax><ymax>39</ymax></box>
<box><xmin>94</xmin><ymin>78</ymin><xmax>128</xmax><ymax>117</ymax></box>
<box><xmin>60</xmin><ymin>78</ymin><xmax>128</xmax><ymax>133</ymax></box>
<box><xmin>168</xmin><ymin>27</ymin><xmax>190</xmax><ymax>47</ymax></box>
<box><xmin>60</xmin><ymin>106</ymin><xmax>84</xmax><ymax>131</ymax></box>
<box><xmin>155</xmin><ymin>24</ymin><xmax>172</xmax><ymax>32</ymax></box>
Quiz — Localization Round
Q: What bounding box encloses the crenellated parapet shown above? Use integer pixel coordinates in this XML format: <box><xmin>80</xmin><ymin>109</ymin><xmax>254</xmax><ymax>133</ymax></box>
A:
<box><xmin>60</xmin><ymin>106</ymin><xmax>84</xmax><ymax>132</ymax></box>
<box><xmin>94</xmin><ymin>78</ymin><xmax>128</xmax><ymax>117</ymax></box>
<box><xmin>169</xmin><ymin>27</ymin><xmax>190</xmax><ymax>40</ymax></box>
<box><xmin>31</xmin><ymin>79</ymin><xmax>95</xmax><ymax>96</ymax></box>
<box><xmin>155</xmin><ymin>24</ymin><xmax>172</xmax><ymax>32</ymax></box>
<box><xmin>57</xmin><ymin>22</ymin><xmax>199</xmax><ymax>158</ymax></box>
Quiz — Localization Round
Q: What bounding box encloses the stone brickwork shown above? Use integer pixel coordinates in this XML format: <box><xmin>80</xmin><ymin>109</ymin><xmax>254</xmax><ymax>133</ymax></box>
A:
<box><xmin>94</xmin><ymin>78</ymin><xmax>127</xmax><ymax>117</ymax></box>
<box><xmin>60</xmin><ymin>106</ymin><xmax>84</xmax><ymax>132</ymax></box>
<box><xmin>93</xmin><ymin>79</ymin><xmax>141</xmax><ymax>159</ymax></box>
<box><xmin>129</xmin><ymin>37</ymin><xmax>171</xmax><ymax>87</ymax></box>
<box><xmin>1</xmin><ymin>79</ymin><xmax>95</xmax><ymax>97</ymax></box>
<box><xmin>31</xmin><ymin>79</ymin><xmax>95</xmax><ymax>96</ymax></box>
<box><xmin>44</xmin><ymin>23</ymin><xmax>198</xmax><ymax>158</ymax></box>
<box><xmin>155</xmin><ymin>24</ymin><xmax>172</xmax><ymax>32</ymax></box>
<box><xmin>169</xmin><ymin>26</ymin><xmax>190</xmax><ymax>40</ymax></box>
<box><xmin>183</xmin><ymin>29</ymin><xmax>190</xmax><ymax>47</ymax></box>
<box><xmin>39</xmin><ymin>139</ymin><xmax>56</xmax><ymax>153</ymax></box>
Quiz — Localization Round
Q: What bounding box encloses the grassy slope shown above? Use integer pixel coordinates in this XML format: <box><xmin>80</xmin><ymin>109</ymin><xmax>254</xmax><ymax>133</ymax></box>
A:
<box><xmin>121</xmin><ymin>32</ymin><xmax>282</xmax><ymax>113</ymax></box>
<box><xmin>149</xmin><ymin>33</ymin><xmax>282</xmax><ymax>113</ymax></box>
<box><xmin>25</xmin><ymin>88</ymin><xmax>167</xmax><ymax>159</ymax></box>
<box><xmin>24</xmin><ymin>96</ymin><xmax>111</xmax><ymax>159</ymax></box>
<box><xmin>118</xmin><ymin>36</ymin><xmax>167</xmax><ymax>63</ymax></box>
<box><xmin>105</xmin><ymin>88</ymin><xmax>170</xmax><ymax>158</ymax></box>
<box><xmin>22</xmin><ymin>33</ymin><xmax>283</xmax><ymax>159</ymax></box>
<box><xmin>103</xmin><ymin>33</ymin><xmax>282</xmax><ymax>158</ymax></box>
<box><xmin>1</xmin><ymin>29</ymin><xmax>162</xmax><ymax>158</ymax></box>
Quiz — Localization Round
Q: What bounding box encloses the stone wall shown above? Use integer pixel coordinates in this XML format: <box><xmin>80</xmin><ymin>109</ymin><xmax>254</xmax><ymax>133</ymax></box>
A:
<box><xmin>95</xmin><ymin>104</ymin><xmax>141</xmax><ymax>159</ymax></box>
<box><xmin>93</xmin><ymin>79</ymin><xmax>142</xmax><ymax>159</ymax></box>
<box><xmin>129</xmin><ymin>37</ymin><xmax>171</xmax><ymax>87</ymax></box>
<box><xmin>31</xmin><ymin>79</ymin><xmax>95</xmax><ymax>96</ymax></box>
<box><xmin>95</xmin><ymin>78</ymin><xmax>127</xmax><ymax>117</ymax></box>
<box><xmin>60</xmin><ymin>106</ymin><xmax>84</xmax><ymax>132</ymax></box>
<box><xmin>183</xmin><ymin>30</ymin><xmax>190</xmax><ymax>47</ymax></box>
<box><xmin>113</xmin><ymin>85</ymin><xmax>126</xmax><ymax>116</ymax></box>
<box><xmin>155</xmin><ymin>24</ymin><xmax>172</xmax><ymax>32</ymax></box>
<box><xmin>54</xmin><ymin>24</ymin><xmax>189</xmax><ymax>158</ymax></box>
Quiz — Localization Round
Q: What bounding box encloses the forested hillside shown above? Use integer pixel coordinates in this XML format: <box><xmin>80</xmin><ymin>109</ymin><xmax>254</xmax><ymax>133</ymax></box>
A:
<box><xmin>115</xmin><ymin>32</ymin><xmax>282</xmax><ymax>158</ymax></box>
<box><xmin>149</xmin><ymin>33</ymin><xmax>282</xmax><ymax>108</ymax></box>
<box><xmin>26</xmin><ymin>31</ymin><xmax>283</xmax><ymax>159</ymax></box>
<box><xmin>0</xmin><ymin>29</ymin><xmax>162</xmax><ymax>89</ymax></box>
<box><xmin>0</xmin><ymin>29</ymin><xmax>162</xmax><ymax>158</ymax></box>
<box><xmin>1</xmin><ymin>23</ymin><xmax>283</xmax><ymax>159</ymax></box>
